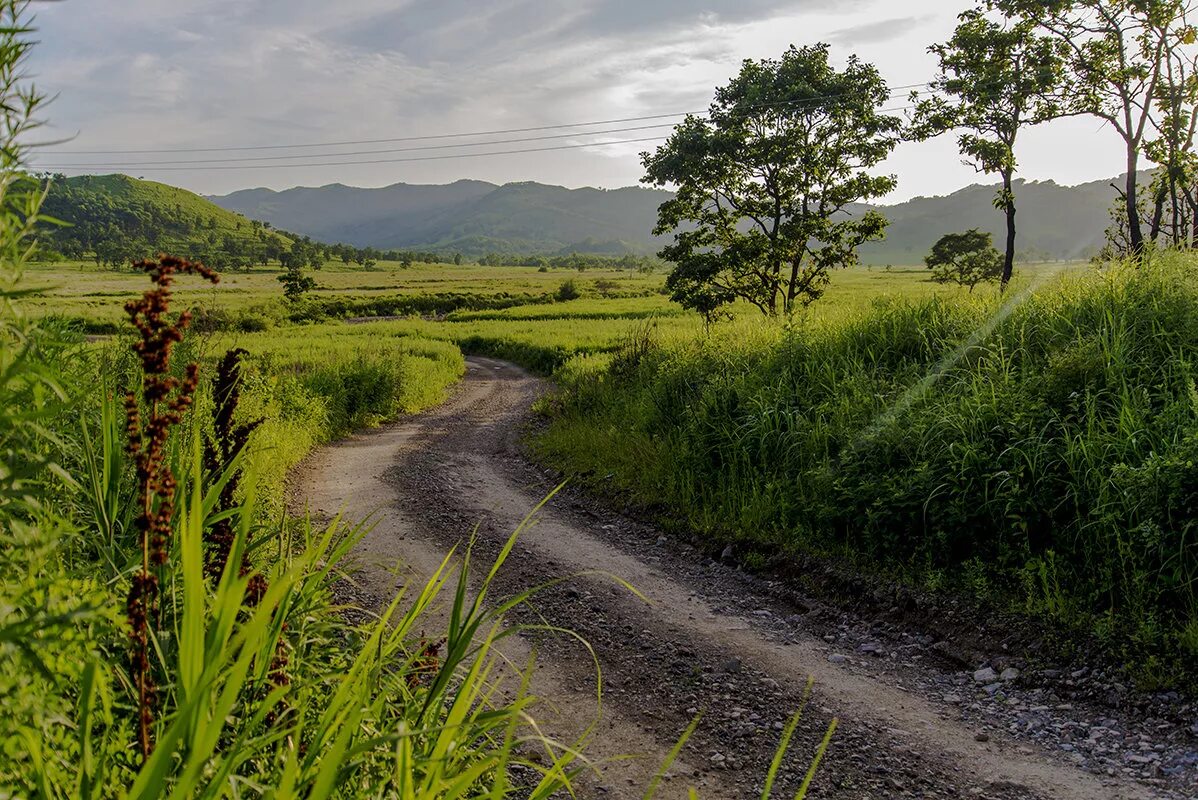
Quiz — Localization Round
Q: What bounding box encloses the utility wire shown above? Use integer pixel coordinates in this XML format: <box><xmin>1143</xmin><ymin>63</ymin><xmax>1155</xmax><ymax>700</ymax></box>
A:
<box><xmin>35</xmin><ymin>104</ymin><xmax>921</xmax><ymax>172</ymax></box>
<box><xmin>38</xmin><ymin>123</ymin><xmax>682</xmax><ymax>167</ymax></box>
<box><xmin>40</xmin><ymin>84</ymin><xmax>933</xmax><ymax>156</ymax></box>
<box><xmin>40</xmin><ymin>91</ymin><xmax>938</xmax><ymax>167</ymax></box>
<box><xmin>36</xmin><ymin>136</ymin><xmax>674</xmax><ymax>171</ymax></box>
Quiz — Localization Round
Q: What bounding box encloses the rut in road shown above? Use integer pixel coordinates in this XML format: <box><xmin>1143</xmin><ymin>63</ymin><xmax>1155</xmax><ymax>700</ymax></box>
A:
<box><xmin>290</xmin><ymin>356</ymin><xmax>1161</xmax><ymax>800</ymax></box>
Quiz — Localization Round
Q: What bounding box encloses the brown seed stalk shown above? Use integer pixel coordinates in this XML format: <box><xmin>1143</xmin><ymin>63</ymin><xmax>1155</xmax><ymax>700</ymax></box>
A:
<box><xmin>123</xmin><ymin>254</ymin><xmax>218</xmax><ymax>762</ymax></box>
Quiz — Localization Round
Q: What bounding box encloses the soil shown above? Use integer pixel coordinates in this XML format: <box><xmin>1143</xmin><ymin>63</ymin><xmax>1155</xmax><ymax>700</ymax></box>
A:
<box><xmin>289</xmin><ymin>356</ymin><xmax>1197</xmax><ymax>799</ymax></box>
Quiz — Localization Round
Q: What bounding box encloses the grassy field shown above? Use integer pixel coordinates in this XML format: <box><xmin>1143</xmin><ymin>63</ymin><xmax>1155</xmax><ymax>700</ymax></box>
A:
<box><xmin>31</xmin><ymin>257</ymin><xmax>975</xmax><ymax>364</ymax></box>
<box><xmin>25</xmin><ymin>259</ymin><xmax>666</xmax><ymax>328</ymax></box>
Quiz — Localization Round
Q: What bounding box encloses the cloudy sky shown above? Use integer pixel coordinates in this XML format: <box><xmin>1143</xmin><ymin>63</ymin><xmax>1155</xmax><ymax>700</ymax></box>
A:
<box><xmin>28</xmin><ymin>0</ymin><xmax>1125</xmax><ymax>202</ymax></box>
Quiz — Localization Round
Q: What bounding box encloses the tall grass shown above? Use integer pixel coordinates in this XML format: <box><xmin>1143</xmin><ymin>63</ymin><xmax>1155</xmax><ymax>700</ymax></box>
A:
<box><xmin>538</xmin><ymin>256</ymin><xmax>1198</xmax><ymax>684</ymax></box>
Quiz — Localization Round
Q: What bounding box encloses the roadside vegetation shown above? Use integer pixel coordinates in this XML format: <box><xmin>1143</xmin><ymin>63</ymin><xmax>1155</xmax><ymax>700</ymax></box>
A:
<box><xmin>535</xmin><ymin>255</ymin><xmax>1198</xmax><ymax>686</ymax></box>
<box><xmin>11</xmin><ymin>0</ymin><xmax>1198</xmax><ymax>793</ymax></box>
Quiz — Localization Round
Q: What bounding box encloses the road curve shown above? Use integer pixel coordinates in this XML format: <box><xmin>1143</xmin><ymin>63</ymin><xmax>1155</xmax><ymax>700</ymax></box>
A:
<box><xmin>289</xmin><ymin>356</ymin><xmax>1167</xmax><ymax>800</ymax></box>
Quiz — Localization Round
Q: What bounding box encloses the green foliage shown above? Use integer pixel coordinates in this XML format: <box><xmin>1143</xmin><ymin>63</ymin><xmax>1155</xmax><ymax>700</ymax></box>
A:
<box><xmin>278</xmin><ymin>264</ymin><xmax>317</xmax><ymax>301</ymax></box>
<box><xmin>912</xmin><ymin>8</ymin><xmax>1065</xmax><ymax>287</ymax></box>
<box><xmin>993</xmin><ymin>0</ymin><xmax>1194</xmax><ymax>254</ymax></box>
<box><xmin>644</xmin><ymin>43</ymin><xmax>901</xmax><ymax>317</ymax></box>
<box><xmin>925</xmin><ymin>230</ymin><xmax>1004</xmax><ymax>290</ymax></box>
<box><xmin>555</xmin><ymin>278</ymin><xmax>580</xmax><ymax>302</ymax></box>
<box><xmin>537</xmin><ymin>255</ymin><xmax>1198</xmax><ymax>684</ymax></box>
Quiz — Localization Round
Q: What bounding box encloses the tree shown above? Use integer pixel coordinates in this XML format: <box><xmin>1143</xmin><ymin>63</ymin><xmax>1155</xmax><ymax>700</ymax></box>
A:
<box><xmin>642</xmin><ymin>44</ymin><xmax>901</xmax><ymax>317</ymax></box>
<box><xmin>995</xmin><ymin>0</ymin><xmax>1192</xmax><ymax>256</ymax></box>
<box><xmin>1145</xmin><ymin>11</ymin><xmax>1198</xmax><ymax>248</ymax></box>
<box><xmin>278</xmin><ymin>265</ymin><xmax>316</xmax><ymax>301</ymax></box>
<box><xmin>925</xmin><ymin>229</ymin><xmax>1005</xmax><ymax>291</ymax></box>
<box><xmin>912</xmin><ymin>9</ymin><xmax>1064</xmax><ymax>290</ymax></box>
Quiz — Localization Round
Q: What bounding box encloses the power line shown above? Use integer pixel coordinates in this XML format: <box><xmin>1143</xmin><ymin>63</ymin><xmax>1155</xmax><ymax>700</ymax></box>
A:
<box><xmin>38</xmin><ymin>92</ymin><xmax>938</xmax><ymax>168</ymax></box>
<box><xmin>36</xmin><ymin>135</ymin><xmax>673</xmax><ymax>171</ymax></box>
<box><xmin>35</xmin><ymin>105</ymin><xmax>915</xmax><ymax>173</ymax></box>
<box><xmin>37</xmin><ymin>123</ymin><xmax>682</xmax><ymax>167</ymax></box>
<box><xmin>39</xmin><ymin>84</ymin><xmax>933</xmax><ymax>156</ymax></box>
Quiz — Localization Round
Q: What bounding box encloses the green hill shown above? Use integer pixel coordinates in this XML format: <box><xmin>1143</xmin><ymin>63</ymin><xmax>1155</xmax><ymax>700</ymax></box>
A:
<box><xmin>40</xmin><ymin>173</ymin><xmax>291</xmax><ymax>269</ymax></box>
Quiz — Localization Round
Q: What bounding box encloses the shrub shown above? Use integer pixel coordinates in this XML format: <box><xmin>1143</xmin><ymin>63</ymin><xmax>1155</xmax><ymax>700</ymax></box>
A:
<box><xmin>556</xmin><ymin>278</ymin><xmax>581</xmax><ymax>301</ymax></box>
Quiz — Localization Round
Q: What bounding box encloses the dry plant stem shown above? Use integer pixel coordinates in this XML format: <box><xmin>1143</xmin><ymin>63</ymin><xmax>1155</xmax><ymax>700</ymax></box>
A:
<box><xmin>123</xmin><ymin>254</ymin><xmax>218</xmax><ymax>762</ymax></box>
<box><xmin>201</xmin><ymin>348</ymin><xmax>290</xmax><ymax>715</ymax></box>
<box><xmin>203</xmin><ymin>347</ymin><xmax>262</xmax><ymax>588</ymax></box>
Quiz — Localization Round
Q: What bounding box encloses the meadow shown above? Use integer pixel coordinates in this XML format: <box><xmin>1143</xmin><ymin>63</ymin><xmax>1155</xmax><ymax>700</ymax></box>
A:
<box><xmin>11</xmin><ymin>255</ymin><xmax>872</xmax><ymax>796</ymax></box>
<box><xmin>23</xmin><ymin>232</ymin><xmax>1198</xmax><ymax>791</ymax></box>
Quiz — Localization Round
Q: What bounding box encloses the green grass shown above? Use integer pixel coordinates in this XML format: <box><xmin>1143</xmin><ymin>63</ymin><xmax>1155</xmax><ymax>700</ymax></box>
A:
<box><xmin>204</xmin><ymin>329</ymin><xmax>465</xmax><ymax>515</ymax></box>
<box><xmin>23</xmin><ymin>259</ymin><xmax>667</xmax><ymax>331</ymax></box>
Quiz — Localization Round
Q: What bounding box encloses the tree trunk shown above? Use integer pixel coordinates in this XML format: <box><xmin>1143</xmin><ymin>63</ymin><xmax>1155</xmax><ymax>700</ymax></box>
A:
<box><xmin>1171</xmin><ymin>178</ymin><xmax>1181</xmax><ymax>248</ymax></box>
<box><xmin>1191</xmin><ymin>188</ymin><xmax>1198</xmax><ymax>249</ymax></box>
<box><xmin>1150</xmin><ymin>181</ymin><xmax>1167</xmax><ymax>244</ymax></box>
<box><xmin>785</xmin><ymin>256</ymin><xmax>801</xmax><ymax>315</ymax></box>
<box><xmin>1001</xmin><ymin>170</ymin><xmax>1016</xmax><ymax>292</ymax></box>
<box><xmin>1125</xmin><ymin>151</ymin><xmax>1144</xmax><ymax>257</ymax></box>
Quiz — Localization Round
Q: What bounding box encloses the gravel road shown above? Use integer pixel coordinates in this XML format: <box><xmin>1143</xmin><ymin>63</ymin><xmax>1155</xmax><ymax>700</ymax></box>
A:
<box><xmin>289</xmin><ymin>356</ymin><xmax>1195</xmax><ymax>799</ymax></box>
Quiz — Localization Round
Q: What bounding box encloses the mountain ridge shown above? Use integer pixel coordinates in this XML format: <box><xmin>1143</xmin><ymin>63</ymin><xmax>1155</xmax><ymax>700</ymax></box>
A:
<box><xmin>209</xmin><ymin>174</ymin><xmax>1129</xmax><ymax>261</ymax></box>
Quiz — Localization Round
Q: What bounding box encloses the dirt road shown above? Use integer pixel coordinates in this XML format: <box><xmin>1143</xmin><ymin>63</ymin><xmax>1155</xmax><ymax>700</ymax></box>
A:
<box><xmin>291</xmin><ymin>356</ymin><xmax>1188</xmax><ymax>799</ymax></box>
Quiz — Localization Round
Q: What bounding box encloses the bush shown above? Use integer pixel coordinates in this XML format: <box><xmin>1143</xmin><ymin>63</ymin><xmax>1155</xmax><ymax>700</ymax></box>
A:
<box><xmin>556</xmin><ymin>278</ymin><xmax>581</xmax><ymax>301</ymax></box>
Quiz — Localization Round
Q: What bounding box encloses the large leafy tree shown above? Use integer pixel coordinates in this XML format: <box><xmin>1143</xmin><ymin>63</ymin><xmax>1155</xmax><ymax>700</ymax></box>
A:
<box><xmin>642</xmin><ymin>44</ymin><xmax>901</xmax><ymax>317</ymax></box>
<box><xmin>994</xmin><ymin>0</ymin><xmax>1191</xmax><ymax>256</ymax></box>
<box><xmin>912</xmin><ymin>9</ymin><xmax>1065</xmax><ymax>290</ymax></box>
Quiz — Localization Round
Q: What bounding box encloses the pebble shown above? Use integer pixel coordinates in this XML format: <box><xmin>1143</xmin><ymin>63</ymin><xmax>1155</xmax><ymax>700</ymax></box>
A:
<box><xmin>973</xmin><ymin>667</ymin><xmax>998</xmax><ymax>684</ymax></box>
<box><xmin>828</xmin><ymin>653</ymin><xmax>847</xmax><ymax>664</ymax></box>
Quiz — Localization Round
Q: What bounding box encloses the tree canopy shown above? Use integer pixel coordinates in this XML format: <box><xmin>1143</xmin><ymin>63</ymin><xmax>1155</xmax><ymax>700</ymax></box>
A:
<box><xmin>993</xmin><ymin>0</ymin><xmax>1195</xmax><ymax>255</ymax></box>
<box><xmin>925</xmin><ymin>229</ymin><xmax>1005</xmax><ymax>290</ymax></box>
<box><xmin>642</xmin><ymin>44</ymin><xmax>901</xmax><ymax>317</ymax></box>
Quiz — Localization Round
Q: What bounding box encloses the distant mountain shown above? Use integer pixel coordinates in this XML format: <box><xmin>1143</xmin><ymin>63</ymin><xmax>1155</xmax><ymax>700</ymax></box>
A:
<box><xmin>210</xmin><ymin>175</ymin><xmax>1129</xmax><ymax>262</ymax></box>
<box><xmin>210</xmin><ymin>180</ymin><xmax>674</xmax><ymax>257</ymax></box>
<box><xmin>857</xmin><ymin>174</ymin><xmax>1139</xmax><ymax>264</ymax></box>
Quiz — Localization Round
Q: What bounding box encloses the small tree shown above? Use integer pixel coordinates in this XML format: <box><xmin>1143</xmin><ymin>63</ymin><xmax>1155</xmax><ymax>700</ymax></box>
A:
<box><xmin>912</xmin><ymin>8</ymin><xmax>1064</xmax><ymax>290</ymax></box>
<box><xmin>643</xmin><ymin>44</ymin><xmax>901</xmax><ymax>317</ymax></box>
<box><xmin>925</xmin><ymin>229</ymin><xmax>1004</xmax><ymax>291</ymax></box>
<box><xmin>593</xmin><ymin>278</ymin><xmax>618</xmax><ymax>298</ymax></box>
<box><xmin>278</xmin><ymin>265</ymin><xmax>316</xmax><ymax>301</ymax></box>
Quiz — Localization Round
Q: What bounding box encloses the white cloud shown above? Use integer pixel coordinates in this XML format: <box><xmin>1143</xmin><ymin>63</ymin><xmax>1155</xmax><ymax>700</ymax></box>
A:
<box><xmin>27</xmin><ymin>0</ymin><xmax>1130</xmax><ymax>202</ymax></box>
